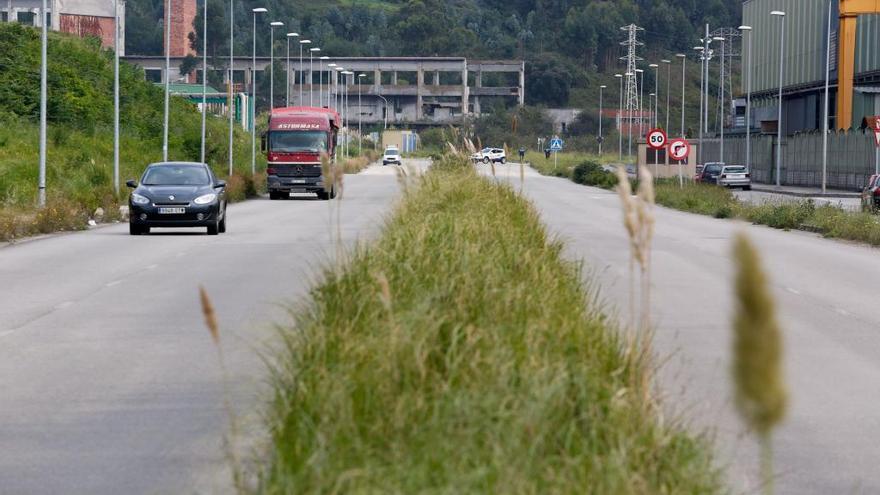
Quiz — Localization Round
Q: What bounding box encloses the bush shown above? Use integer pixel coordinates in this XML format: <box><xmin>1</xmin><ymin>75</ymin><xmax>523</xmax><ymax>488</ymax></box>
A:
<box><xmin>571</xmin><ymin>160</ymin><xmax>618</xmax><ymax>189</ymax></box>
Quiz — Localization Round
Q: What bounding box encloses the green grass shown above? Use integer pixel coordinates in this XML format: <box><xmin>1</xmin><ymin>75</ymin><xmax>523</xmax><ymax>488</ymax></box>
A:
<box><xmin>258</xmin><ymin>156</ymin><xmax>721</xmax><ymax>493</ymax></box>
<box><xmin>526</xmin><ymin>150</ymin><xmax>625</xmax><ymax>178</ymax></box>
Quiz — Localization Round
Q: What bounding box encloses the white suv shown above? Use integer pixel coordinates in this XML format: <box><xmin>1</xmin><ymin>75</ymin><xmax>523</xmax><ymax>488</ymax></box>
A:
<box><xmin>382</xmin><ymin>147</ymin><xmax>401</xmax><ymax>166</ymax></box>
<box><xmin>471</xmin><ymin>148</ymin><xmax>506</xmax><ymax>164</ymax></box>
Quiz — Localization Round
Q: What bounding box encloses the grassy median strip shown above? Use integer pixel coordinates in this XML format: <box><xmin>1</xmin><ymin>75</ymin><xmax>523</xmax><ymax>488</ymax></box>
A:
<box><xmin>259</xmin><ymin>158</ymin><xmax>720</xmax><ymax>493</ymax></box>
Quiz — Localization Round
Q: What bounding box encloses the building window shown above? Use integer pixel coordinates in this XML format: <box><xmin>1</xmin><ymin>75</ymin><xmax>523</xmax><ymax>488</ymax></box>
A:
<box><xmin>17</xmin><ymin>11</ymin><xmax>35</xmax><ymax>25</ymax></box>
<box><xmin>145</xmin><ymin>69</ymin><xmax>162</xmax><ymax>83</ymax></box>
<box><xmin>1</xmin><ymin>12</ymin><xmax>7</xmax><ymax>22</ymax></box>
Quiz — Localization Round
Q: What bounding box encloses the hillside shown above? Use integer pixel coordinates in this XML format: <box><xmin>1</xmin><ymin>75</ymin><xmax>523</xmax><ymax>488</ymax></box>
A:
<box><xmin>127</xmin><ymin>0</ymin><xmax>742</xmax><ymax>107</ymax></box>
<box><xmin>0</xmin><ymin>23</ymin><xmax>252</xmax><ymax>240</ymax></box>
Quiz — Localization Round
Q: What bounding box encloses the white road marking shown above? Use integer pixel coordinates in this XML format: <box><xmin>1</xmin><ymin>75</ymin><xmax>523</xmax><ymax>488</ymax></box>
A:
<box><xmin>106</xmin><ymin>280</ymin><xmax>122</xmax><ymax>287</ymax></box>
<box><xmin>54</xmin><ymin>301</ymin><xmax>73</xmax><ymax>310</ymax></box>
<box><xmin>0</xmin><ymin>330</ymin><xmax>14</xmax><ymax>338</ymax></box>
<box><xmin>785</xmin><ymin>287</ymin><xmax>802</xmax><ymax>295</ymax></box>
<box><xmin>145</xmin><ymin>264</ymin><xmax>159</xmax><ymax>270</ymax></box>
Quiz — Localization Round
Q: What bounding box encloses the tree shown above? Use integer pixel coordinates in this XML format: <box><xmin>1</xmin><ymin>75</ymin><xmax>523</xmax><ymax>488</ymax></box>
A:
<box><xmin>179</xmin><ymin>54</ymin><xmax>199</xmax><ymax>81</ymax></box>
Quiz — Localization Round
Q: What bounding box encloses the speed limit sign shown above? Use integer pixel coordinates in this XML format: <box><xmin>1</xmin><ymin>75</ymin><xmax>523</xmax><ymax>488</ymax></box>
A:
<box><xmin>647</xmin><ymin>128</ymin><xmax>667</xmax><ymax>150</ymax></box>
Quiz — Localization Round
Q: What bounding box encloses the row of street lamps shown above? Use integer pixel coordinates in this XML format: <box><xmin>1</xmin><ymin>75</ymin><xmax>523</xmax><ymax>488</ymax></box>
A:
<box><xmin>597</xmin><ymin>13</ymin><xmax>796</xmax><ymax>190</ymax></box>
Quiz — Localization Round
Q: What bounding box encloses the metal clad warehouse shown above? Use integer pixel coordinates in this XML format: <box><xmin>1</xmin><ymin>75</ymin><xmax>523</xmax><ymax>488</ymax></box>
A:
<box><xmin>743</xmin><ymin>0</ymin><xmax>880</xmax><ymax>131</ymax></box>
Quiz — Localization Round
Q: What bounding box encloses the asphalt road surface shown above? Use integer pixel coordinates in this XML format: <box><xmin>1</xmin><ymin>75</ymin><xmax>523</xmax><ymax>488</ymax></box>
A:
<box><xmin>493</xmin><ymin>163</ymin><xmax>880</xmax><ymax>494</ymax></box>
<box><xmin>0</xmin><ymin>162</ymin><xmax>422</xmax><ymax>495</ymax></box>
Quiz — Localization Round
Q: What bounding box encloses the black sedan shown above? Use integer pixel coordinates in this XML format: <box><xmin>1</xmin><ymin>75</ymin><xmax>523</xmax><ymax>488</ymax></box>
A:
<box><xmin>126</xmin><ymin>162</ymin><xmax>228</xmax><ymax>235</ymax></box>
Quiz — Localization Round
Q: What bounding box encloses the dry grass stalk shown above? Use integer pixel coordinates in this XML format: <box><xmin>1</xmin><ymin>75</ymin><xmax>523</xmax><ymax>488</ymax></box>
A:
<box><xmin>199</xmin><ymin>285</ymin><xmax>220</xmax><ymax>345</ymax></box>
<box><xmin>732</xmin><ymin>232</ymin><xmax>788</xmax><ymax>495</ymax></box>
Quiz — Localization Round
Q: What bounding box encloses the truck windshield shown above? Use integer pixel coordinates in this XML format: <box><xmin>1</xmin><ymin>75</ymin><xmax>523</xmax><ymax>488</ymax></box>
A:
<box><xmin>269</xmin><ymin>131</ymin><xmax>327</xmax><ymax>153</ymax></box>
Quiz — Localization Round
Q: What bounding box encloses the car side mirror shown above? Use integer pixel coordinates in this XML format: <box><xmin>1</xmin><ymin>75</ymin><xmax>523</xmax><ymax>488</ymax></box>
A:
<box><xmin>126</xmin><ymin>179</ymin><xmax>137</xmax><ymax>188</ymax></box>
<box><xmin>214</xmin><ymin>180</ymin><xmax>227</xmax><ymax>189</ymax></box>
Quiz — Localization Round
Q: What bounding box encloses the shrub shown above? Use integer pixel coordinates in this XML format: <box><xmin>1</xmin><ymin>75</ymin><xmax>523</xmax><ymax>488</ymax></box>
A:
<box><xmin>571</xmin><ymin>160</ymin><xmax>617</xmax><ymax>189</ymax></box>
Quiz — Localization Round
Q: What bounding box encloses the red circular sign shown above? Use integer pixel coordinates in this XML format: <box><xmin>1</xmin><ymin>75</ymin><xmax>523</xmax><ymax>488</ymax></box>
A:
<box><xmin>668</xmin><ymin>138</ymin><xmax>691</xmax><ymax>161</ymax></box>
<box><xmin>647</xmin><ymin>128</ymin><xmax>667</xmax><ymax>150</ymax></box>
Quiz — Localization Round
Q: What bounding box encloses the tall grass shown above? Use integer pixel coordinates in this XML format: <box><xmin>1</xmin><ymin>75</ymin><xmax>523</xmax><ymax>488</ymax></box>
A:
<box><xmin>257</xmin><ymin>157</ymin><xmax>720</xmax><ymax>493</ymax></box>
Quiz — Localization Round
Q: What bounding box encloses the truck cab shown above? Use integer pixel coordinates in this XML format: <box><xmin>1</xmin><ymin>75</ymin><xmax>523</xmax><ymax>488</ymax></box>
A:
<box><xmin>263</xmin><ymin>107</ymin><xmax>340</xmax><ymax>200</ymax></box>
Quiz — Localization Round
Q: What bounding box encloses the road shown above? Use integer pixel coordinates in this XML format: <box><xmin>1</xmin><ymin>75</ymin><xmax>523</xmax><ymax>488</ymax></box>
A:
<box><xmin>493</xmin><ymin>163</ymin><xmax>880</xmax><ymax>494</ymax></box>
<box><xmin>0</xmin><ymin>162</ymin><xmax>420</xmax><ymax>495</ymax></box>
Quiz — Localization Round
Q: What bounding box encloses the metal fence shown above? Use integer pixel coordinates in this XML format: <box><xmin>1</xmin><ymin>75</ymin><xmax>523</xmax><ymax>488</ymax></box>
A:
<box><xmin>700</xmin><ymin>131</ymin><xmax>878</xmax><ymax>190</ymax></box>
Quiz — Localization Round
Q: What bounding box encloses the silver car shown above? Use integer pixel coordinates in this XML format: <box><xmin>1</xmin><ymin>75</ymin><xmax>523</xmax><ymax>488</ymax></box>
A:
<box><xmin>718</xmin><ymin>165</ymin><xmax>751</xmax><ymax>190</ymax></box>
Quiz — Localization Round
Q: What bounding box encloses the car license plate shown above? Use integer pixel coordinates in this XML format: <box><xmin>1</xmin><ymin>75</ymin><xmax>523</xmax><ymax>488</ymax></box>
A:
<box><xmin>158</xmin><ymin>207</ymin><xmax>185</xmax><ymax>214</ymax></box>
<box><xmin>290</xmin><ymin>179</ymin><xmax>306</xmax><ymax>184</ymax></box>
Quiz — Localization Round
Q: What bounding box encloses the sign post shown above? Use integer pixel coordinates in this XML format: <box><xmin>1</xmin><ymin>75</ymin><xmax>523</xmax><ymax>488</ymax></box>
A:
<box><xmin>668</xmin><ymin>138</ymin><xmax>691</xmax><ymax>188</ymax></box>
<box><xmin>647</xmin><ymin>129</ymin><xmax>667</xmax><ymax>181</ymax></box>
<box><xmin>873</xmin><ymin>116</ymin><xmax>880</xmax><ymax>175</ymax></box>
<box><xmin>550</xmin><ymin>137</ymin><xmax>564</xmax><ymax>170</ymax></box>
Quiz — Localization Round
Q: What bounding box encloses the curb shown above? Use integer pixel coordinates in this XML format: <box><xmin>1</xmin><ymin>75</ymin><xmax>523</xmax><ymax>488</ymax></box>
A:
<box><xmin>750</xmin><ymin>185</ymin><xmax>860</xmax><ymax>199</ymax></box>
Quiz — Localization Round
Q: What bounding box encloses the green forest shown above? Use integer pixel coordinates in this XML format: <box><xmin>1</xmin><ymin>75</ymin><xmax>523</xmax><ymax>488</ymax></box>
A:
<box><xmin>126</xmin><ymin>0</ymin><xmax>743</xmax><ymax>107</ymax></box>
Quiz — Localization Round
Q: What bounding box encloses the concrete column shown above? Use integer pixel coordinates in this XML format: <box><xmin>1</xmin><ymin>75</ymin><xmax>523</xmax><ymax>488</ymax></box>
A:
<box><xmin>391</xmin><ymin>71</ymin><xmax>398</xmax><ymax>85</ymax></box>
<box><xmin>416</xmin><ymin>67</ymin><xmax>424</xmax><ymax>120</ymax></box>
<box><xmin>433</xmin><ymin>71</ymin><xmax>440</xmax><ymax>86</ymax></box>
<box><xmin>461</xmin><ymin>64</ymin><xmax>469</xmax><ymax>116</ymax></box>
<box><xmin>373</xmin><ymin>69</ymin><xmax>381</xmax><ymax>91</ymax></box>
<box><xmin>474</xmin><ymin>70</ymin><xmax>482</xmax><ymax>115</ymax></box>
<box><xmin>519</xmin><ymin>61</ymin><xmax>525</xmax><ymax>107</ymax></box>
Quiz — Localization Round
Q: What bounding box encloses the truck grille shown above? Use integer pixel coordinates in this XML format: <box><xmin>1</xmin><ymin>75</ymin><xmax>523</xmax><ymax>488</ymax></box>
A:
<box><xmin>276</xmin><ymin>164</ymin><xmax>322</xmax><ymax>177</ymax></box>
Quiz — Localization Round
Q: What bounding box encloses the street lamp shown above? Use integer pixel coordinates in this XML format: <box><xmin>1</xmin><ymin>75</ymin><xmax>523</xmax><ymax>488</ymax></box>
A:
<box><xmin>713</xmin><ymin>36</ymin><xmax>726</xmax><ymax>162</ymax></box>
<box><xmin>115</xmin><ymin>0</ymin><xmax>122</xmax><ymax>190</ymax></box>
<box><xmin>299</xmin><ymin>39</ymin><xmax>310</xmax><ymax>105</ymax></box>
<box><xmin>675</xmin><ymin>54</ymin><xmax>686</xmax><ymax>138</ymax></box>
<box><xmin>694</xmin><ymin>46</ymin><xmax>706</xmax><ymax>162</ymax></box>
<box><xmin>251</xmin><ymin>7</ymin><xmax>267</xmax><ymax>176</ymax></box>
<box><xmin>771</xmin><ymin>10</ymin><xmax>786</xmax><ymax>187</ymax></box>
<box><xmin>343</xmin><ymin>71</ymin><xmax>354</xmax><ymax>158</ymax></box>
<box><xmin>661</xmin><ymin>59</ymin><xmax>671</xmax><ymax>132</ymax></box>
<box><xmin>615</xmin><ymin>73</ymin><xmax>623</xmax><ymax>160</ymax></box>
<box><xmin>599</xmin><ymin>85</ymin><xmax>606</xmax><ymax>155</ymax></box>
<box><xmin>636</xmin><ymin>68</ymin><xmax>644</xmax><ymax>140</ymax></box>
<box><xmin>285</xmin><ymin>32</ymin><xmax>299</xmax><ymax>107</ymax></box>
<box><xmin>740</xmin><ymin>25</ymin><xmax>753</xmax><ymax>175</ymax></box>
<box><xmin>227</xmin><ymin>0</ymin><xmax>234</xmax><ymax>175</ymax></box>
<box><xmin>358</xmin><ymin>73</ymin><xmax>366</xmax><ymax>154</ymax></box>
<box><xmin>309</xmin><ymin>47</ymin><xmax>320</xmax><ymax>107</ymax></box>
<box><xmin>335</xmin><ymin>67</ymin><xmax>344</xmax><ymax>155</ymax></box>
<box><xmin>38</xmin><ymin>0</ymin><xmax>47</xmax><ymax>205</ymax></box>
<box><xmin>162</xmin><ymin>0</ymin><xmax>171</xmax><ymax>162</ymax></box>
<box><xmin>269</xmin><ymin>21</ymin><xmax>283</xmax><ymax>110</ymax></box>
<box><xmin>327</xmin><ymin>63</ymin><xmax>337</xmax><ymax>109</ymax></box>
<box><xmin>649</xmin><ymin>63</ymin><xmax>659</xmax><ymax>128</ymax></box>
<box><xmin>375</xmin><ymin>94</ymin><xmax>389</xmax><ymax>131</ymax></box>
<box><xmin>822</xmin><ymin>1</ymin><xmax>833</xmax><ymax>193</ymax></box>
<box><xmin>320</xmin><ymin>55</ymin><xmax>329</xmax><ymax>107</ymax></box>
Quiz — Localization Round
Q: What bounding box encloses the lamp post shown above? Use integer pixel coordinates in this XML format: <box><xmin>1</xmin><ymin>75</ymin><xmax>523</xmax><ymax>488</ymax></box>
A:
<box><xmin>694</xmin><ymin>45</ymin><xmax>707</xmax><ymax>163</ymax></box>
<box><xmin>309</xmin><ymin>47</ymin><xmax>319</xmax><ymax>107</ymax></box>
<box><xmin>676</xmin><ymin>53</ymin><xmax>686</xmax><ymax>138</ymax></box>
<box><xmin>598</xmin><ymin>84</ymin><xmax>606</xmax><ymax>155</ymax></box>
<box><xmin>822</xmin><ymin>1</ymin><xmax>833</xmax><ymax>193</ymax></box>
<box><xmin>636</xmin><ymin>68</ymin><xmax>644</xmax><ymax>140</ymax></box>
<box><xmin>299</xmin><ymin>39</ymin><xmax>310</xmax><ymax>105</ymax></box>
<box><xmin>649</xmin><ymin>63</ymin><xmax>659</xmax><ymax>128</ymax></box>
<box><xmin>358</xmin><ymin>73</ymin><xmax>366</xmax><ymax>154</ymax></box>
<box><xmin>320</xmin><ymin>55</ymin><xmax>328</xmax><ymax>107</ymax></box>
<box><xmin>285</xmin><ymin>32</ymin><xmax>298</xmax><ymax>107</ymax></box>
<box><xmin>227</xmin><ymin>0</ymin><xmax>234</xmax><ymax>176</ymax></box>
<box><xmin>269</xmin><ymin>21</ymin><xmax>283</xmax><ymax>110</ymax></box>
<box><xmin>713</xmin><ymin>36</ymin><xmax>726</xmax><ymax>162</ymax></box>
<box><xmin>615</xmin><ymin>73</ymin><xmax>623</xmax><ymax>161</ymax></box>
<box><xmin>251</xmin><ymin>7</ymin><xmax>267</xmax><ymax>176</ymax></box>
<box><xmin>626</xmin><ymin>71</ymin><xmax>634</xmax><ymax>159</ymax></box>
<box><xmin>38</xmin><ymin>0</ymin><xmax>47</xmax><ymax>205</ymax></box>
<box><xmin>343</xmin><ymin>71</ymin><xmax>353</xmax><ymax>158</ymax></box>
<box><xmin>375</xmin><ymin>94</ymin><xmax>389</xmax><ymax>130</ymax></box>
<box><xmin>114</xmin><ymin>0</ymin><xmax>121</xmax><ymax>189</ymax></box>
<box><xmin>771</xmin><ymin>10</ymin><xmax>786</xmax><ymax>187</ymax></box>
<box><xmin>335</xmin><ymin>67</ymin><xmax>344</xmax><ymax>155</ymax></box>
<box><xmin>662</xmin><ymin>59</ymin><xmax>671</xmax><ymax>132</ymax></box>
<box><xmin>327</xmin><ymin>63</ymin><xmax>337</xmax><ymax>109</ymax></box>
<box><xmin>740</xmin><ymin>25</ymin><xmax>753</xmax><ymax>175</ymax></box>
<box><xmin>162</xmin><ymin>0</ymin><xmax>171</xmax><ymax>162</ymax></box>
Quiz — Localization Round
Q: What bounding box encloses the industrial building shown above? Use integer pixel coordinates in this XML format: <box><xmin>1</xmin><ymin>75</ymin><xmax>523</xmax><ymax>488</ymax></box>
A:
<box><xmin>2</xmin><ymin>0</ymin><xmax>124</xmax><ymax>54</ymax></box>
<box><xmin>124</xmin><ymin>55</ymin><xmax>525</xmax><ymax>126</ymax></box>
<box><xmin>743</xmin><ymin>0</ymin><xmax>880</xmax><ymax>133</ymax></box>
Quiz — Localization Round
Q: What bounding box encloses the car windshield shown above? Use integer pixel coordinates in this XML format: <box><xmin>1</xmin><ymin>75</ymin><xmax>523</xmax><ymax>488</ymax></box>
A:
<box><xmin>706</xmin><ymin>165</ymin><xmax>722</xmax><ymax>173</ymax></box>
<box><xmin>724</xmin><ymin>166</ymin><xmax>746</xmax><ymax>173</ymax></box>
<box><xmin>269</xmin><ymin>131</ymin><xmax>327</xmax><ymax>153</ymax></box>
<box><xmin>385</xmin><ymin>149</ymin><xmax>398</xmax><ymax>156</ymax></box>
<box><xmin>142</xmin><ymin>165</ymin><xmax>210</xmax><ymax>186</ymax></box>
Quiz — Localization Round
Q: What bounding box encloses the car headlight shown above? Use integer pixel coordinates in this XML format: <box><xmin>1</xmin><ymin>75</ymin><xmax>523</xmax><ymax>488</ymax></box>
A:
<box><xmin>194</xmin><ymin>193</ymin><xmax>217</xmax><ymax>205</ymax></box>
<box><xmin>131</xmin><ymin>193</ymin><xmax>150</xmax><ymax>205</ymax></box>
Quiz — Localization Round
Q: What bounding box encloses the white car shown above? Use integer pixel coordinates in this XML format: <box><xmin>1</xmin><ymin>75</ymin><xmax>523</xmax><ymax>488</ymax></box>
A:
<box><xmin>471</xmin><ymin>148</ymin><xmax>506</xmax><ymax>164</ymax></box>
<box><xmin>382</xmin><ymin>147</ymin><xmax>401</xmax><ymax>166</ymax></box>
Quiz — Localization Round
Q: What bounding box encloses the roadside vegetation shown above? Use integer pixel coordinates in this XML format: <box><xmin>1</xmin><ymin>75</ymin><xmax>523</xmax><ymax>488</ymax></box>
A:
<box><xmin>257</xmin><ymin>153</ymin><xmax>721</xmax><ymax>493</ymax></box>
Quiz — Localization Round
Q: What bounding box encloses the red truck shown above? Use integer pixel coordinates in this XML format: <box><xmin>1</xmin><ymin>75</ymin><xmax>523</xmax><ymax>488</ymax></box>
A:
<box><xmin>262</xmin><ymin>106</ymin><xmax>340</xmax><ymax>200</ymax></box>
